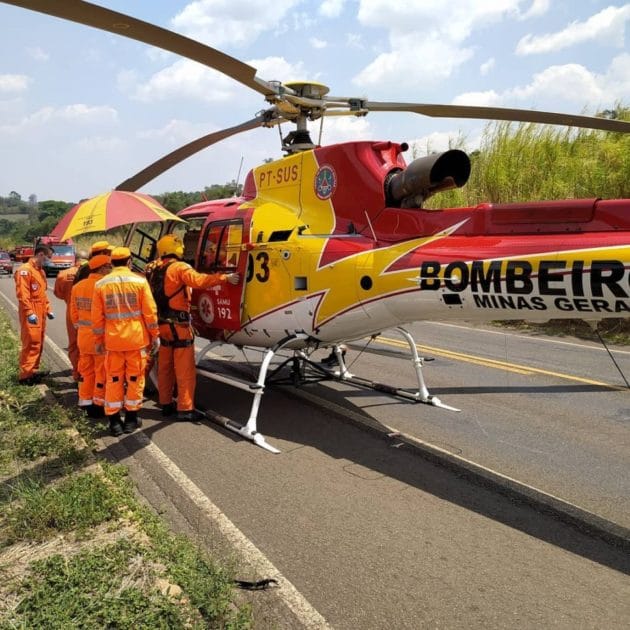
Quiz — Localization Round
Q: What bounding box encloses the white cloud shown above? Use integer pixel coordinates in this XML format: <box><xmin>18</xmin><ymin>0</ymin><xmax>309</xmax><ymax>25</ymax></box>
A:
<box><xmin>310</xmin><ymin>37</ymin><xmax>328</xmax><ymax>49</ymax></box>
<box><xmin>320</xmin><ymin>115</ymin><xmax>372</xmax><ymax>144</ymax></box>
<box><xmin>247</xmin><ymin>56</ymin><xmax>307</xmax><ymax>84</ymax></box>
<box><xmin>0</xmin><ymin>104</ymin><xmax>117</xmax><ymax>134</ymax></box>
<box><xmin>600</xmin><ymin>52</ymin><xmax>630</xmax><ymax>100</ymax></box>
<box><xmin>516</xmin><ymin>6</ymin><xmax>630</xmax><ymax>55</ymax></box>
<box><xmin>346</xmin><ymin>33</ymin><xmax>364</xmax><ymax>49</ymax></box>
<box><xmin>58</xmin><ymin>104</ymin><xmax>118</xmax><ymax>124</ymax></box>
<box><xmin>507</xmin><ymin>64</ymin><xmax>603</xmax><ymax>104</ymax></box>
<box><xmin>130</xmin><ymin>52</ymin><xmax>306</xmax><ymax>104</ymax></box>
<box><xmin>353</xmin><ymin>34</ymin><xmax>473</xmax><ymax>89</ymax></box>
<box><xmin>480</xmin><ymin>57</ymin><xmax>495</xmax><ymax>76</ymax></box>
<box><xmin>353</xmin><ymin>0</ymin><xmax>530</xmax><ymax>89</ymax></box>
<box><xmin>319</xmin><ymin>0</ymin><xmax>346</xmax><ymax>18</ymax></box>
<box><xmin>171</xmin><ymin>0</ymin><xmax>301</xmax><ymax>47</ymax></box>
<box><xmin>517</xmin><ymin>0</ymin><xmax>550</xmax><ymax>20</ymax></box>
<box><xmin>132</xmin><ymin>59</ymin><xmax>239</xmax><ymax>103</ymax></box>
<box><xmin>0</xmin><ymin>74</ymin><xmax>30</xmax><ymax>94</ymax></box>
<box><xmin>452</xmin><ymin>90</ymin><xmax>501</xmax><ymax>107</ymax></box>
<box><xmin>453</xmin><ymin>56</ymin><xmax>630</xmax><ymax>110</ymax></box>
<box><xmin>409</xmin><ymin>130</ymin><xmax>476</xmax><ymax>156</ymax></box>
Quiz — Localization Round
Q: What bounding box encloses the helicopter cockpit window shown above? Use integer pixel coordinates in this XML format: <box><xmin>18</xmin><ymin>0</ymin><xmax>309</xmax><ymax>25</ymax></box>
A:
<box><xmin>199</xmin><ymin>221</ymin><xmax>242</xmax><ymax>273</ymax></box>
<box><xmin>170</xmin><ymin>217</ymin><xmax>205</xmax><ymax>265</ymax></box>
<box><xmin>128</xmin><ymin>225</ymin><xmax>160</xmax><ymax>272</ymax></box>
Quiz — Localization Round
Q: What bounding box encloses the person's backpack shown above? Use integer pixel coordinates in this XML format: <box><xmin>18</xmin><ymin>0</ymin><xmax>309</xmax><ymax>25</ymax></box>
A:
<box><xmin>146</xmin><ymin>260</ymin><xmax>186</xmax><ymax>321</ymax></box>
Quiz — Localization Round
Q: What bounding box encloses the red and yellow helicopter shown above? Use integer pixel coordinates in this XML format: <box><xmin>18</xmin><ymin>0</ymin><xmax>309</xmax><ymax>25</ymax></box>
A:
<box><xmin>7</xmin><ymin>0</ymin><xmax>630</xmax><ymax>451</ymax></box>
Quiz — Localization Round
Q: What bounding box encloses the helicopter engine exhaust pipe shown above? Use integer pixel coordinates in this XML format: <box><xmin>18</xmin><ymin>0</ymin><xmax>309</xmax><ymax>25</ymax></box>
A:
<box><xmin>385</xmin><ymin>149</ymin><xmax>471</xmax><ymax>208</ymax></box>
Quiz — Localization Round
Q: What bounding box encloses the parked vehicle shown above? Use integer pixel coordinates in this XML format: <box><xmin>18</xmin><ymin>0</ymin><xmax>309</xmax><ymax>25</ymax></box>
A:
<box><xmin>0</xmin><ymin>251</ymin><xmax>13</xmax><ymax>275</ymax></box>
<box><xmin>10</xmin><ymin>245</ymin><xmax>34</xmax><ymax>263</ymax></box>
<box><xmin>34</xmin><ymin>236</ymin><xmax>76</xmax><ymax>276</ymax></box>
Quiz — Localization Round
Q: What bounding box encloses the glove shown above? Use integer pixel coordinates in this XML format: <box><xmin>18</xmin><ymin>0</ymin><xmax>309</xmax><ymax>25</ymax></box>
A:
<box><xmin>226</xmin><ymin>272</ymin><xmax>240</xmax><ymax>285</ymax></box>
<box><xmin>151</xmin><ymin>337</ymin><xmax>161</xmax><ymax>355</ymax></box>
<box><xmin>47</xmin><ymin>312</ymin><xmax>55</xmax><ymax>320</ymax></box>
<box><xmin>27</xmin><ymin>314</ymin><xmax>38</xmax><ymax>325</ymax></box>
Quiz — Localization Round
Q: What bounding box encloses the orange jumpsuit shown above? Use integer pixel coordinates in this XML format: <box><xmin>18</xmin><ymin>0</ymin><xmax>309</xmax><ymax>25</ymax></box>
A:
<box><xmin>92</xmin><ymin>267</ymin><xmax>159</xmax><ymax>416</ymax></box>
<box><xmin>70</xmin><ymin>273</ymin><xmax>106</xmax><ymax>409</ymax></box>
<box><xmin>14</xmin><ymin>258</ymin><xmax>52</xmax><ymax>380</ymax></box>
<box><xmin>54</xmin><ymin>264</ymin><xmax>81</xmax><ymax>379</ymax></box>
<box><xmin>154</xmin><ymin>259</ymin><xmax>227</xmax><ymax>412</ymax></box>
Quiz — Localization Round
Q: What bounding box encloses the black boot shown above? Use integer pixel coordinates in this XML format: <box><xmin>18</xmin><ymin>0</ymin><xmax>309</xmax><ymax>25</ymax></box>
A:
<box><xmin>123</xmin><ymin>409</ymin><xmax>141</xmax><ymax>434</ymax></box>
<box><xmin>91</xmin><ymin>404</ymin><xmax>105</xmax><ymax>419</ymax></box>
<box><xmin>108</xmin><ymin>413</ymin><xmax>124</xmax><ymax>437</ymax></box>
<box><xmin>177</xmin><ymin>409</ymin><xmax>205</xmax><ymax>422</ymax></box>
<box><xmin>161</xmin><ymin>402</ymin><xmax>176</xmax><ymax>417</ymax></box>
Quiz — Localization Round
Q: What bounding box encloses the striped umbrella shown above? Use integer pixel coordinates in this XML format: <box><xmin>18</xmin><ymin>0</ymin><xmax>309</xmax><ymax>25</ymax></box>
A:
<box><xmin>51</xmin><ymin>190</ymin><xmax>185</xmax><ymax>240</ymax></box>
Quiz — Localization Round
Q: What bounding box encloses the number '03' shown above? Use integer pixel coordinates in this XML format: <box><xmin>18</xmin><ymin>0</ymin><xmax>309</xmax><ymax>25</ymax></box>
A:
<box><xmin>247</xmin><ymin>252</ymin><xmax>270</xmax><ymax>283</ymax></box>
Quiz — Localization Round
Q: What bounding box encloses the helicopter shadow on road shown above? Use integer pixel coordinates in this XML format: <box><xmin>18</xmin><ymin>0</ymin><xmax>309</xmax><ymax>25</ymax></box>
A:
<box><xmin>113</xmin><ymin>363</ymin><xmax>630</xmax><ymax>577</ymax></box>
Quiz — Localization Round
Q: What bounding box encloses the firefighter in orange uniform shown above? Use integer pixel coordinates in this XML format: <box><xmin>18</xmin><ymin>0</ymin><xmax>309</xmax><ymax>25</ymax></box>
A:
<box><xmin>54</xmin><ymin>249</ymin><xmax>88</xmax><ymax>380</ymax></box>
<box><xmin>70</xmin><ymin>253</ymin><xmax>112</xmax><ymax>418</ymax></box>
<box><xmin>147</xmin><ymin>234</ymin><xmax>239</xmax><ymax>421</ymax></box>
<box><xmin>14</xmin><ymin>244</ymin><xmax>55</xmax><ymax>385</ymax></box>
<box><xmin>73</xmin><ymin>240</ymin><xmax>112</xmax><ymax>287</ymax></box>
<box><xmin>92</xmin><ymin>247</ymin><xmax>160</xmax><ymax>436</ymax></box>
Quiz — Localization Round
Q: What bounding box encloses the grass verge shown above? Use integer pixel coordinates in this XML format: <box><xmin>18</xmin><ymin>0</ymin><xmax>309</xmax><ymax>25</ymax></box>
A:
<box><xmin>0</xmin><ymin>310</ymin><xmax>252</xmax><ymax>628</ymax></box>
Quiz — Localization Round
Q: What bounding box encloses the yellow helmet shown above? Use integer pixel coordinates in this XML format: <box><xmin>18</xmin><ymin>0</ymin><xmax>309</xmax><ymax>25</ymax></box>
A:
<box><xmin>156</xmin><ymin>234</ymin><xmax>184</xmax><ymax>259</ymax></box>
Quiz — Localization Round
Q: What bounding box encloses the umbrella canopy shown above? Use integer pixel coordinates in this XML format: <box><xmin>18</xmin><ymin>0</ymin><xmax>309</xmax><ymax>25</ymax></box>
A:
<box><xmin>51</xmin><ymin>190</ymin><xmax>185</xmax><ymax>240</ymax></box>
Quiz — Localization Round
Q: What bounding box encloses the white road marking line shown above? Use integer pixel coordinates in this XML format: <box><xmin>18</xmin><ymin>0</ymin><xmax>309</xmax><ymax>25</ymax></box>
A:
<box><xmin>134</xmin><ymin>432</ymin><xmax>332</xmax><ymax>629</ymax></box>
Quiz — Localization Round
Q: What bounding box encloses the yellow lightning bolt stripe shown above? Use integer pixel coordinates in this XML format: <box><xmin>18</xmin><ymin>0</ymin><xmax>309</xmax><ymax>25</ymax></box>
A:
<box><xmin>311</xmin><ymin>220</ymin><xmax>470</xmax><ymax>325</ymax></box>
<box><xmin>248</xmin><ymin>152</ymin><xmax>471</xmax><ymax>326</ymax></box>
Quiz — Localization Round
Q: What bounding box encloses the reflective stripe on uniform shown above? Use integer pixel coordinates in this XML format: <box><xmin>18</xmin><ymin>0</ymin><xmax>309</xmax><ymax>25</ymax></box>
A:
<box><xmin>104</xmin><ymin>310</ymin><xmax>142</xmax><ymax>320</ymax></box>
<box><xmin>96</xmin><ymin>275</ymin><xmax>147</xmax><ymax>288</ymax></box>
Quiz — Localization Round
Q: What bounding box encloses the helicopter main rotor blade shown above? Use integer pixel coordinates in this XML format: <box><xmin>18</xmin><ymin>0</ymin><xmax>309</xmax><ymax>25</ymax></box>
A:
<box><xmin>116</xmin><ymin>113</ymin><xmax>277</xmax><ymax>192</ymax></box>
<box><xmin>2</xmin><ymin>0</ymin><xmax>276</xmax><ymax>98</ymax></box>
<box><xmin>364</xmin><ymin>102</ymin><xmax>630</xmax><ymax>134</ymax></box>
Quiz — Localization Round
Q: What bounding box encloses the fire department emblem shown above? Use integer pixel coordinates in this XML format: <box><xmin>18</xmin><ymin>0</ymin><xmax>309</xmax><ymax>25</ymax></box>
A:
<box><xmin>314</xmin><ymin>165</ymin><xmax>337</xmax><ymax>200</ymax></box>
<box><xmin>198</xmin><ymin>293</ymin><xmax>214</xmax><ymax>324</ymax></box>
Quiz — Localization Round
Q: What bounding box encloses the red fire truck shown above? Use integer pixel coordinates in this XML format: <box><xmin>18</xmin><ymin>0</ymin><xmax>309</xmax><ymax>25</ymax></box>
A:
<box><xmin>34</xmin><ymin>236</ymin><xmax>76</xmax><ymax>276</ymax></box>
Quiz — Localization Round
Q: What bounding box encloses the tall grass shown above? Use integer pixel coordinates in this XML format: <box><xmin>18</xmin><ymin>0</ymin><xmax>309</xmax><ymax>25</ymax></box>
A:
<box><xmin>423</xmin><ymin>106</ymin><xmax>630</xmax><ymax>208</ymax></box>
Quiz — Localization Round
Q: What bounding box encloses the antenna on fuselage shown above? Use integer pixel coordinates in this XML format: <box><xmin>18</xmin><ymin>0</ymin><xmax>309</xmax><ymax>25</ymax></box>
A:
<box><xmin>234</xmin><ymin>156</ymin><xmax>244</xmax><ymax>197</ymax></box>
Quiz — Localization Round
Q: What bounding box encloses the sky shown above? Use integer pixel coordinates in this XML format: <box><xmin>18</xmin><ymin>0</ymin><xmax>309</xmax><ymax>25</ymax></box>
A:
<box><xmin>1</xmin><ymin>0</ymin><xmax>629</xmax><ymax>203</ymax></box>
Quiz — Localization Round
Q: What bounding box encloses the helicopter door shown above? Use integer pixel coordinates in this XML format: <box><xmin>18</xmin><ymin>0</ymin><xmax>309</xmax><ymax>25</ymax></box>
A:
<box><xmin>193</xmin><ymin>218</ymin><xmax>247</xmax><ymax>333</ymax></box>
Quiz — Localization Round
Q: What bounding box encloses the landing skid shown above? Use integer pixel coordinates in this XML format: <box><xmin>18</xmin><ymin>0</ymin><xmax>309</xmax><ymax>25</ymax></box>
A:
<box><xmin>269</xmin><ymin>327</ymin><xmax>460</xmax><ymax>412</ymax></box>
<box><xmin>195</xmin><ymin>333</ymin><xmax>310</xmax><ymax>453</ymax></box>
<box><xmin>194</xmin><ymin>327</ymin><xmax>458</xmax><ymax>453</ymax></box>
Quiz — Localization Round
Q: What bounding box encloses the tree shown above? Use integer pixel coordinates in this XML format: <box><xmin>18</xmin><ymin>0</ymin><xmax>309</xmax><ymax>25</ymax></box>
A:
<box><xmin>8</xmin><ymin>191</ymin><xmax>21</xmax><ymax>207</ymax></box>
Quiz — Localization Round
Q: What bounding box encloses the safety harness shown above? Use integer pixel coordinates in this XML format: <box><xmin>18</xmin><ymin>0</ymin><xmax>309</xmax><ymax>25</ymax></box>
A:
<box><xmin>147</xmin><ymin>259</ymin><xmax>193</xmax><ymax>348</ymax></box>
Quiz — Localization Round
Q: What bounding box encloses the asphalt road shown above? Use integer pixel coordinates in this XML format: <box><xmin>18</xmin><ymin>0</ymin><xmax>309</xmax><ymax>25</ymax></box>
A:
<box><xmin>0</xmin><ymin>273</ymin><xmax>629</xmax><ymax>629</ymax></box>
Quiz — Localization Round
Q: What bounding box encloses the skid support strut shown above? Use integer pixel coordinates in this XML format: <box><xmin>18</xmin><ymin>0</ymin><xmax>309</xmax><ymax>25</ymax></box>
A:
<box><xmin>281</xmin><ymin>328</ymin><xmax>459</xmax><ymax>411</ymax></box>
<box><xmin>195</xmin><ymin>333</ymin><xmax>310</xmax><ymax>453</ymax></box>
<box><xmin>394</xmin><ymin>327</ymin><xmax>459</xmax><ymax>410</ymax></box>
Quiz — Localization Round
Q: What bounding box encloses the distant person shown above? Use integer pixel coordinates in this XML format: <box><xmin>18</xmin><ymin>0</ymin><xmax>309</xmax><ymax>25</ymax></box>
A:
<box><xmin>14</xmin><ymin>245</ymin><xmax>55</xmax><ymax>385</ymax></box>
<box><xmin>54</xmin><ymin>248</ymin><xmax>89</xmax><ymax>380</ymax></box>
<box><xmin>73</xmin><ymin>240</ymin><xmax>112</xmax><ymax>286</ymax></box>
<box><xmin>146</xmin><ymin>233</ymin><xmax>239</xmax><ymax>421</ymax></box>
<box><xmin>70</xmin><ymin>252</ymin><xmax>112</xmax><ymax>418</ymax></box>
<box><xmin>92</xmin><ymin>247</ymin><xmax>159</xmax><ymax>436</ymax></box>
